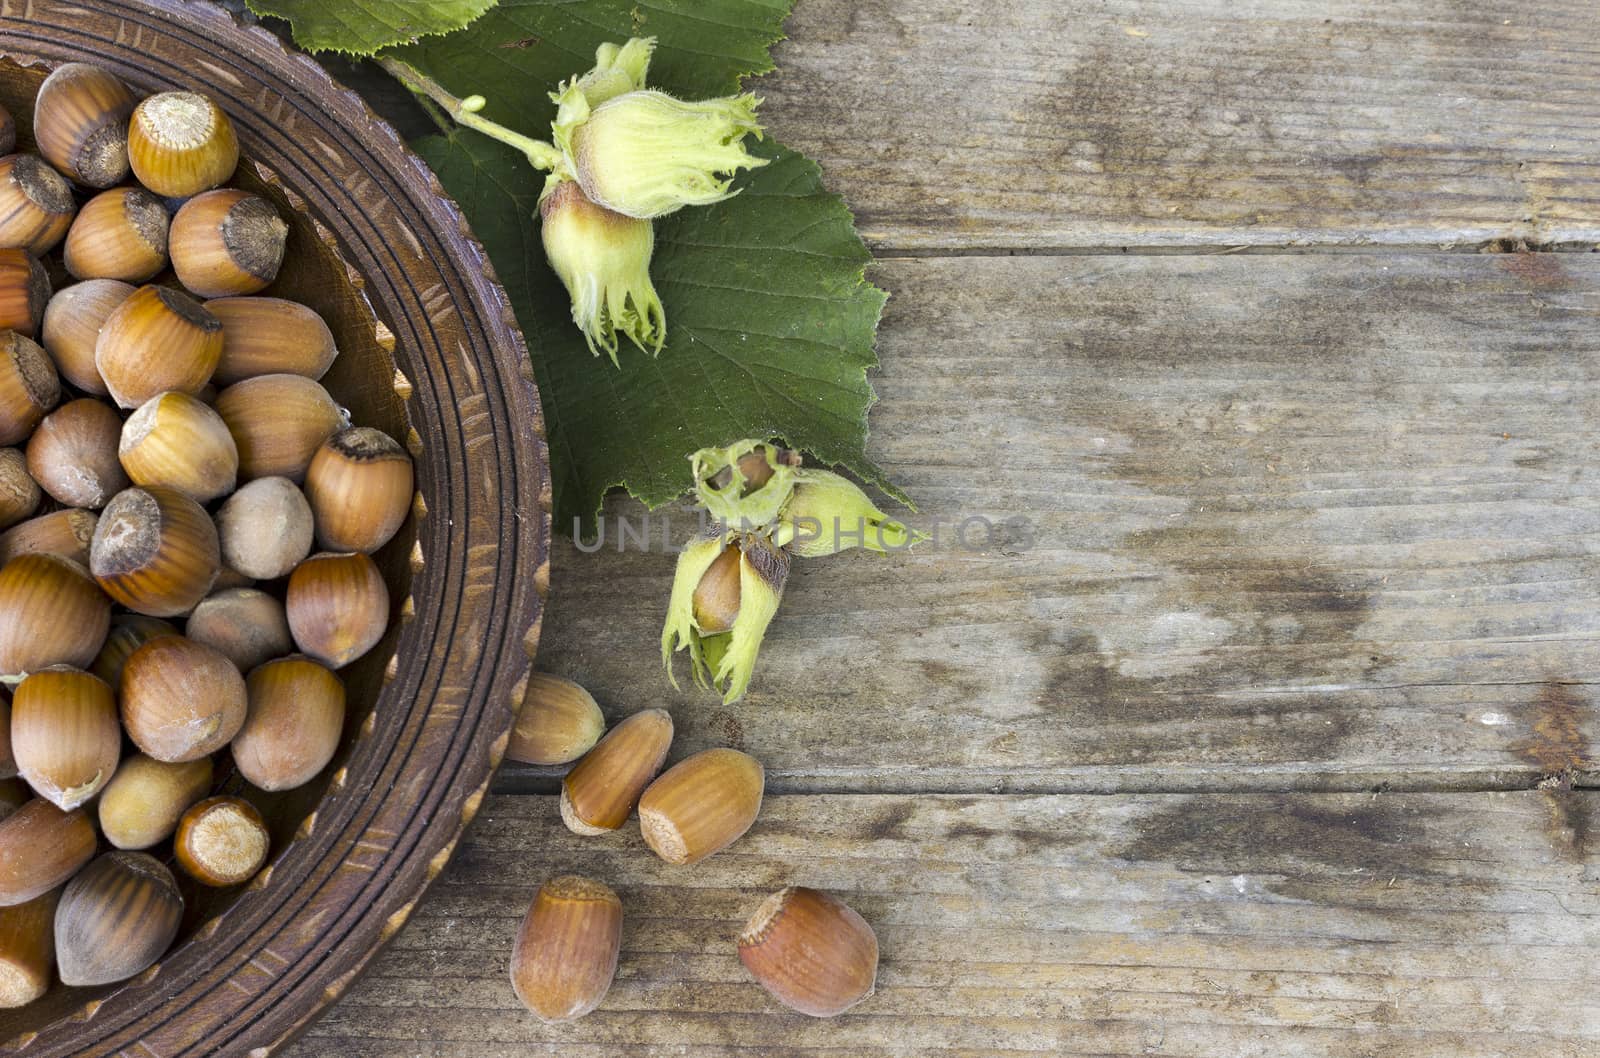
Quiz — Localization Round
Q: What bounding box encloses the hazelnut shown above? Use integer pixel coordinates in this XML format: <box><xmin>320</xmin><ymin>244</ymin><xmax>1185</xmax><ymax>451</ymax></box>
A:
<box><xmin>120</xmin><ymin>634</ymin><xmax>245</xmax><ymax>762</ymax></box>
<box><xmin>32</xmin><ymin>63</ymin><xmax>135</xmax><ymax>188</ymax></box>
<box><xmin>509</xmin><ymin>875</ymin><xmax>622</xmax><ymax>1023</ymax></box>
<box><xmin>62</xmin><ymin>187</ymin><xmax>169</xmax><ymax>283</ymax></box>
<box><xmin>638</xmin><ymin>748</ymin><xmax>764</xmax><ymax>865</ymax></box>
<box><xmin>10</xmin><ymin>666</ymin><xmax>120</xmax><ymax>811</ymax></box>
<box><xmin>0</xmin><ymin>507</ymin><xmax>96</xmax><ymax>567</ymax></box>
<box><xmin>39</xmin><ymin>278</ymin><xmax>132</xmax><ymax>395</ymax></box>
<box><xmin>0</xmin><ymin>447</ymin><xmax>40</xmax><ymax>529</ymax></box>
<box><xmin>0</xmin><ymin>330</ymin><xmax>60</xmax><ymax>445</ymax></box>
<box><xmin>213</xmin><ymin>373</ymin><xmax>343</xmax><ymax>481</ymax></box>
<box><xmin>232</xmin><ymin>655</ymin><xmax>345</xmax><ymax>792</ymax></box>
<box><xmin>185</xmin><ymin>588</ymin><xmax>292</xmax><ymax>672</ymax></box>
<box><xmin>54</xmin><ymin>851</ymin><xmax>182</xmax><ymax>985</ymax></box>
<box><xmin>90</xmin><ymin>485</ymin><xmax>220</xmax><ymax>616</ymax></box>
<box><xmin>507</xmin><ymin>673</ymin><xmax>605</xmax><ymax>766</ymax></box>
<box><xmin>174</xmin><ymin>795</ymin><xmax>269</xmax><ymax>887</ymax></box>
<box><xmin>0</xmin><ymin>888</ymin><xmax>57</xmax><ymax>1007</ymax></box>
<box><xmin>97</xmin><ymin>753</ymin><xmax>212</xmax><ymax>851</ymax></box>
<box><xmin>0</xmin><ymin>798</ymin><xmax>96</xmax><ymax>906</ymax></box>
<box><xmin>559</xmin><ymin>708</ymin><xmax>673</xmax><ymax>835</ymax></box>
<box><xmin>737</xmin><ymin>887</ymin><xmax>880</xmax><ymax>1017</ymax></box>
<box><xmin>285</xmin><ymin>551</ymin><xmax>389</xmax><ymax>668</ymax></box>
<box><xmin>304</xmin><ymin>427</ymin><xmax>413</xmax><ymax>553</ymax></box>
<box><xmin>0</xmin><ymin>552</ymin><xmax>110</xmax><ymax>676</ymax></box>
<box><xmin>213</xmin><ymin>476</ymin><xmax>313</xmax><ymax>579</ymax></box>
<box><xmin>119</xmin><ymin>390</ymin><xmax>238</xmax><ymax>502</ymax></box>
<box><xmin>208</xmin><ymin>296</ymin><xmax>337</xmax><ymax>385</ymax></box>
<box><xmin>0</xmin><ymin>155</ymin><xmax>75</xmax><ymax>256</ymax></box>
<box><xmin>127</xmin><ymin>90</ymin><xmax>239</xmax><ymax>197</ymax></box>
<box><xmin>170</xmin><ymin>189</ymin><xmax>287</xmax><ymax>297</ymax></box>
<box><xmin>25</xmin><ymin>397</ymin><xmax>129</xmax><ymax>508</ymax></box>
<box><xmin>94</xmin><ymin>284</ymin><xmax>223</xmax><ymax>409</ymax></box>
<box><xmin>0</xmin><ymin>248</ymin><xmax>50</xmax><ymax>339</ymax></box>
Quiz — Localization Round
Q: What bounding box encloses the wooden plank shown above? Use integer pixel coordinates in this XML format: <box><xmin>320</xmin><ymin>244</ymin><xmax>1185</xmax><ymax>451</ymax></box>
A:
<box><xmin>503</xmin><ymin>252</ymin><xmax>1600</xmax><ymax>794</ymax></box>
<box><xmin>757</xmin><ymin>0</ymin><xmax>1600</xmax><ymax>250</ymax></box>
<box><xmin>286</xmin><ymin>791</ymin><xmax>1600</xmax><ymax>1057</ymax></box>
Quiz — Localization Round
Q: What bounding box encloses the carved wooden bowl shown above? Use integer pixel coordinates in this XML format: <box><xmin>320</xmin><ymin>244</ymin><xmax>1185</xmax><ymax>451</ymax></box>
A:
<box><xmin>0</xmin><ymin>1</ymin><xmax>548</xmax><ymax>1053</ymax></box>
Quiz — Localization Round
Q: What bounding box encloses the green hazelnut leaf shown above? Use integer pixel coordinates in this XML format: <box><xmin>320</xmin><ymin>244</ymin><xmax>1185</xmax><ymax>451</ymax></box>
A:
<box><xmin>389</xmin><ymin>0</ymin><xmax>789</xmax><ymax>114</ymax></box>
<box><xmin>399</xmin><ymin>1</ymin><xmax>904</xmax><ymax>534</ymax></box>
<box><xmin>414</xmin><ymin>130</ymin><xmax>902</xmax><ymax>534</ymax></box>
<box><xmin>246</xmin><ymin>0</ymin><xmax>498</xmax><ymax>56</ymax></box>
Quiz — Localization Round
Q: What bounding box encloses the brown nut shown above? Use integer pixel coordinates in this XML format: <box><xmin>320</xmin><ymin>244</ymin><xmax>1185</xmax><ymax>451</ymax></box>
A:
<box><xmin>95</xmin><ymin>284</ymin><xmax>223</xmax><ymax>409</ymax></box>
<box><xmin>0</xmin><ymin>154</ymin><xmax>75</xmax><ymax>256</ymax></box>
<box><xmin>638</xmin><ymin>748</ymin><xmax>764</xmax><ymax>865</ymax></box>
<box><xmin>90</xmin><ymin>614</ymin><xmax>177</xmax><ymax>687</ymax></box>
<box><xmin>285</xmin><ymin>551</ymin><xmax>389</xmax><ymax>669</ymax></box>
<box><xmin>40</xmin><ymin>278</ymin><xmax>132</xmax><ymax>395</ymax></box>
<box><xmin>97</xmin><ymin>753</ymin><xmax>212</xmax><ymax>851</ymax></box>
<box><xmin>0</xmin><ymin>248</ymin><xmax>50</xmax><ymax>339</ymax></box>
<box><xmin>174</xmin><ymin>795</ymin><xmax>268</xmax><ymax>887</ymax></box>
<box><xmin>213</xmin><ymin>373</ymin><xmax>343</xmax><ymax>482</ymax></box>
<box><xmin>208</xmin><ymin>296</ymin><xmax>337</xmax><ymax>385</ymax></box>
<box><xmin>0</xmin><ymin>798</ymin><xmax>96</xmax><ymax>906</ymax></box>
<box><xmin>63</xmin><ymin>187</ymin><xmax>168</xmax><ymax>283</ymax></box>
<box><xmin>0</xmin><ymin>888</ymin><xmax>58</xmax><ymax>1007</ymax></box>
<box><xmin>737</xmin><ymin>886</ymin><xmax>880</xmax><ymax>1018</ymax></box>
<box><xmin>0</xmin><ymin>507</ymin><xmax>96</xmax><ymax>566</ymax></box>
<box><xmin>214</xmin><ymin>476</ymin><xmax>313</xmax><ymax>579</ymax></box>
<box><xmin>127</xmin><ymin>91</ymin><xmax>238</xmax><ymax>198</ymax></box>
<box><xmin>0</xmin><ymin>447</ymin><xmax>40</xmax><ymax>529</ymax></box>
<box><xmin>507</xmin><ymin>673</ymin><xmax>605</xmax><ymax>766</ymax></box>
<box><xmin>119</xmin><ymin>390</ymin><xmax>238</xmax><ymax>502</ymax></box>
<box><xmin>32</xmin><ymin>63</ymin><xmax>135</xmax><ymax>188</ymax></box>
<box><xmin>0</xmin><ymin>330</ymin><xmax>59</xmax><ymax>445</ymax></box>
<box><xmin>10</xmin><ymin>667</ymin><xmax>119</xmax><ymax>811</ymax></box>
<box><xmin>559</xmin><ymin>708</ymin><xmax>673</xmax><ymax>835</ymax></box>
<box><xmin>692</xmin><ymin>543</ymin><xmax>742</xmax><ymax>634</ymax></box>
<box><xmin>170</xmin><ymin>189</ymin><xmax>287</xmax><ymax>298</ymax></box>
<box><xmin>509</xmin><ymin>875</ymin><xmax>622</xmax><ymax>1023</ymax></box>
<box><xmin>54</xmin><ymin>850</ymin><xmax>182</xmax><ymax>986</ymax></box>
<box><xmin>0</xmin><ymin>552</ymin><xmax>110</xmax><ymax>676</ymax></box>
<box><xmin>232</xmin><ymin>655</ymin><xmax>345</xmax><ymax>792</ymax></box>
<box><xmin>185</xmin><ymin>588</ymin><xmax>292</xmax><ymax>672</ymax></box>
<box><xmin>120</xmin><ymin>635</ymin><xmax>245</xmax><ymax>762</ymax></box>
<box><xmin>90</xmin><ymin>485</ymin><xmax>220</xmax><ymax>616</ymax></box>
<box><xmin>304</xmin><ymin>427</ymin><xmax>414</xmax><ymax>554</ymax></box>
<box><xmin>26</xmin><ymin>397</ymin><xmax>129</xmax><ymax>508</ymax></box>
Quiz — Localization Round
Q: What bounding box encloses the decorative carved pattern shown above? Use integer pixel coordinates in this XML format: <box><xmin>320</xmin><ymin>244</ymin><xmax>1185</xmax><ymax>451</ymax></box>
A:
<box><xmin>0</xmin><ymin>0</ymin><xmax>548</xmax><ymax>1053</ymax></box>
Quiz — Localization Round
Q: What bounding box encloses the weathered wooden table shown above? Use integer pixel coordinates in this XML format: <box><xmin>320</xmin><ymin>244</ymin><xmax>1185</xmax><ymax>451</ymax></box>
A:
<box><xmin>289</xmin><ymin>2</ymin><xmax>1600</xmax><ymax>1054</ymax></box>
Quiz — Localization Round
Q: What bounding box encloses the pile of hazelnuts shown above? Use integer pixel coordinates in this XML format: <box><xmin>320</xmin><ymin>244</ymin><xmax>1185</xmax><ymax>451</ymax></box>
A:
<box><xmin>0</xmin><ymin>62</ymin><xmax>413</xmax><ymax>1003</ymax></box>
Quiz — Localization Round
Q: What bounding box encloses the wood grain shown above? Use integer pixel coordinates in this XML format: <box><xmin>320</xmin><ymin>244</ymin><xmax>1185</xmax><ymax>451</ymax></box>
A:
<box><xmin>757</xmin><ymin>0</ymin><xmax>1600</xmax><ymax>251</ymax></box>
<box><xmin>287</xmin><ymin>791</ymin><xmax>1600</xmax><ymax>1057</ymax></box>
<box><xmin>503</xmin><ymin>252</ymin><xmax>1600</xmax><ymax>795</ymax></box>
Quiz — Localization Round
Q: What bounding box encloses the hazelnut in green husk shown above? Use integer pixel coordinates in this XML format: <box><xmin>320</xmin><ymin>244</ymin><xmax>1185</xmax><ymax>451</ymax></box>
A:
<box><xmin>539</xmin><ymin>178</ymin><xmax>665</xmax><ymax>363</ymax></box>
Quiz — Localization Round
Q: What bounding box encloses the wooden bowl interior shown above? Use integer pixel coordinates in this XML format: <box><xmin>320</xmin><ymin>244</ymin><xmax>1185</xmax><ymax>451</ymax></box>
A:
<box><xmin>0</xmin><ymin>57</ymin><xmax>416</xmax><ymax>1036</ymax></box>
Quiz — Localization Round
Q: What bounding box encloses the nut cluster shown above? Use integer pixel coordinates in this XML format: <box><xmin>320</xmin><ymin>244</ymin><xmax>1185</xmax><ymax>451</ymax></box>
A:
<box><xmin>0</xmin><ymin>63</ymin><xmax>414</xmax><ymax>1007</ymax></box>
<box><xmin>505</xmin><ymin>676</ymin><xmax>879</xmax><ymax>1022</ymax></box>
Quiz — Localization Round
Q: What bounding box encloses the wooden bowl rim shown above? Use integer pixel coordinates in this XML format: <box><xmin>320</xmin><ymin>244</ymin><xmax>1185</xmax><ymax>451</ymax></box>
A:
<box><xmin>0</xmin><ymin>2</ymin><xmax>549</xmax><ymax>1054</ymax></box>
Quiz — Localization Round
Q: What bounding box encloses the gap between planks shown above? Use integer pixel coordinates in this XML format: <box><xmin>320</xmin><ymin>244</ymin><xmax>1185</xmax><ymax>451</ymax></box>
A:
<box><xmin>493</xmin><ymin>766</ymin><xmax>1600</xmax><ymax>798</ymax></box>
